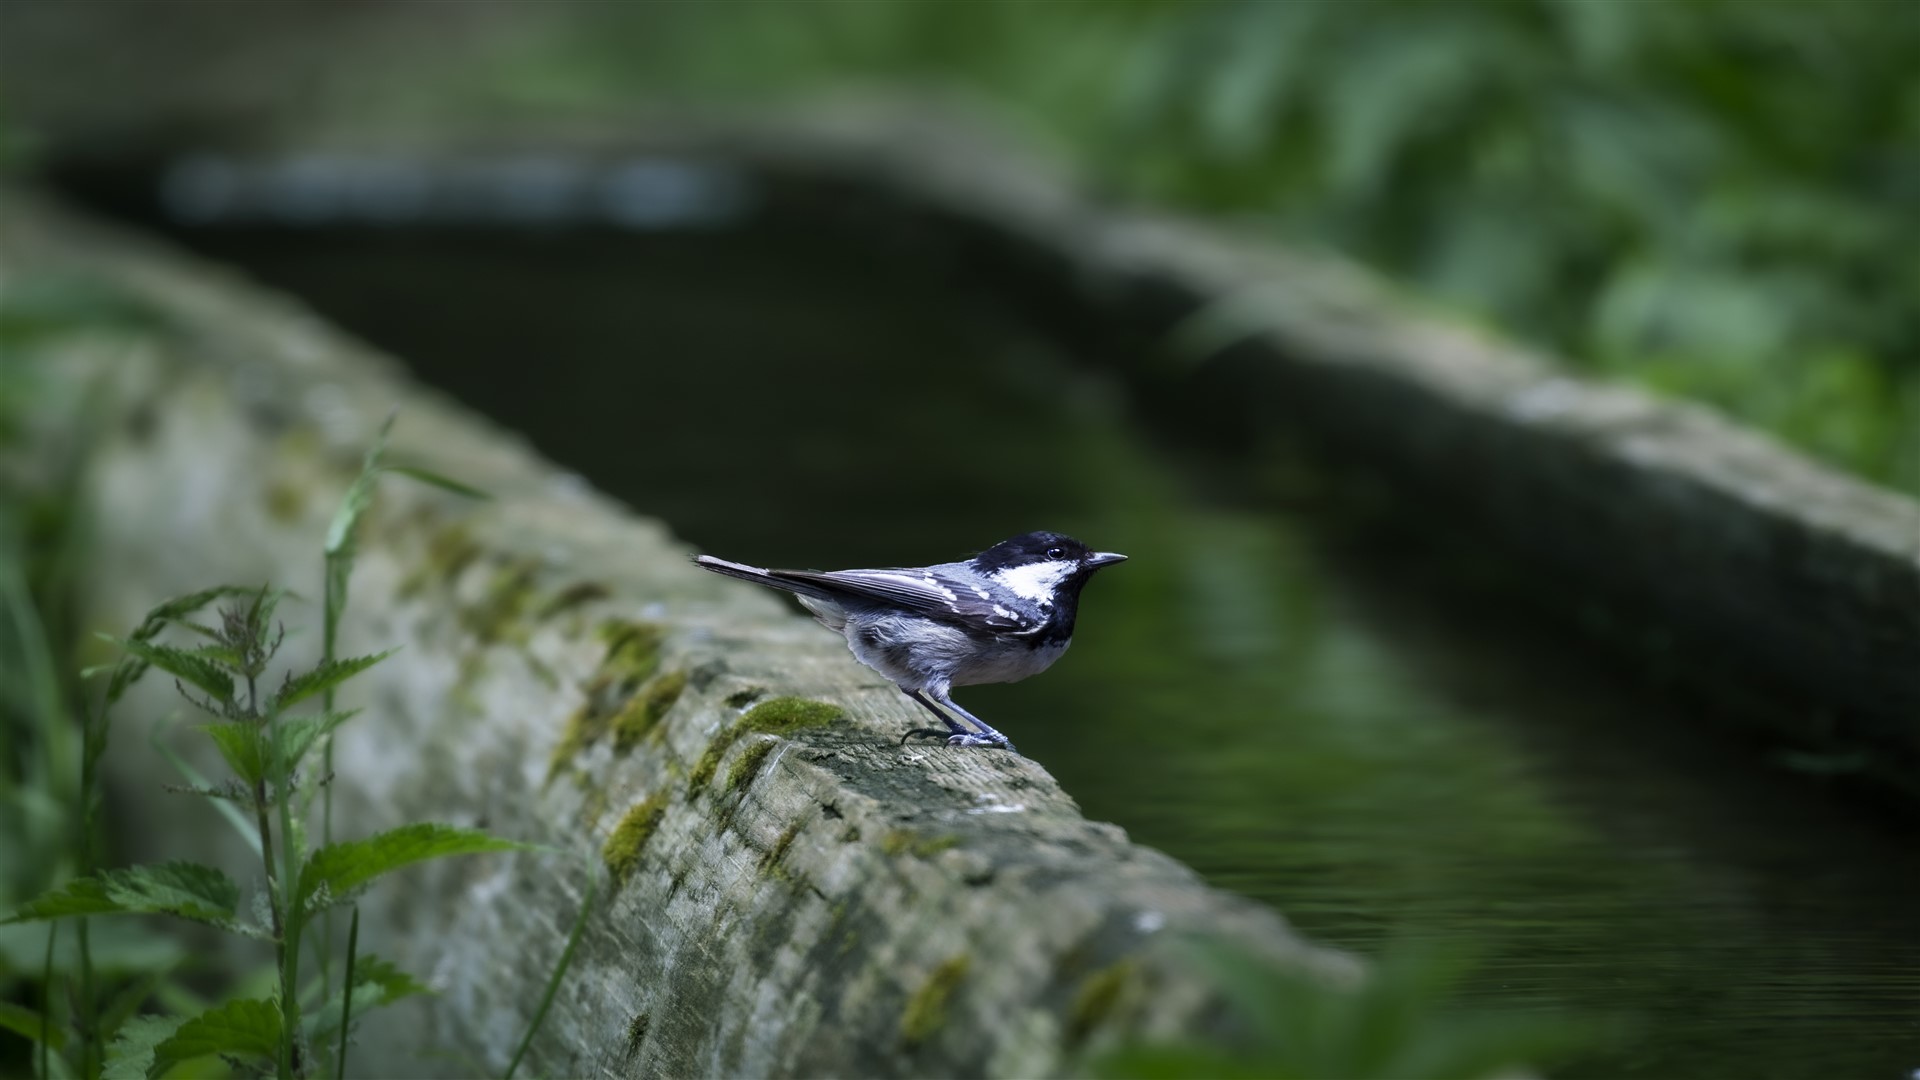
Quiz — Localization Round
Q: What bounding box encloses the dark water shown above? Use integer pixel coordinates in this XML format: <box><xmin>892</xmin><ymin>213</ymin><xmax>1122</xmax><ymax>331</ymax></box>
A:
<box><xmin>121</xmin><ymin>215</ymin><xmax>1920</xmax><ymax>1078</ymax></box>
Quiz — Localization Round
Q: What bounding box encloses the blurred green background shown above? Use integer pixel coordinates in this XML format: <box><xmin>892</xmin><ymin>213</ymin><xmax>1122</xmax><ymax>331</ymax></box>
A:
<box><xmin>4</xmin><ymin>0</ymin><xmax>1918</xmax><ymax>494</ymax></box>
<box><xmin>388</xmin><ymin>0</ymin><xmax>1920</xmax><ymax>494</ymax></box>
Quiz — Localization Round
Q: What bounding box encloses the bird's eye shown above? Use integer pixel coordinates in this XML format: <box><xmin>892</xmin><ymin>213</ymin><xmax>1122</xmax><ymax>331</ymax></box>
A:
<box><xmin>1045</xmin><ymin>546</ymin><xmax>1067</xmax><ymax>560</ymax></box>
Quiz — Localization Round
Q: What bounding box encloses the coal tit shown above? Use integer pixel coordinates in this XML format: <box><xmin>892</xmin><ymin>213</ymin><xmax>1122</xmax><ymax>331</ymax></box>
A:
<box><xmin>694</xmin><ymin>531</ymin><xmax>1126</xmax><ymax>752</ymax></box>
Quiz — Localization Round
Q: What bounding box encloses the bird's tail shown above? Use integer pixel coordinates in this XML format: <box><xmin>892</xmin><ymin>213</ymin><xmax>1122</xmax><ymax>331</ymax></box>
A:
<box><xmin>692</xmin><ymin>554</ymin><xmax>848</xmax><ymax>630</ymax></box>
<box><xmin>692</xmin><ymin>554</ymin><xmax>838</xmax><ymax>601</ymax></box>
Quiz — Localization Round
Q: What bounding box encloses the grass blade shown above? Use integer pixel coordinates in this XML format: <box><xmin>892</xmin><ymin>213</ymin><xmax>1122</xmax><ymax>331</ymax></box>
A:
<box><xmin>335</xmin><ymin>907</ymin><xmax>358</xmax><ymax>1080</ymax></box>
<box><xmin>504</xmin><ymin>866</ymin><xmax>598</xmax><ymax>1080</ymax></box>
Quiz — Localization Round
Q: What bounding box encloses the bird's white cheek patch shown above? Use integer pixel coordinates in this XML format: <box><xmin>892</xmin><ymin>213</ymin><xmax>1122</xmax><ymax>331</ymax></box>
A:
<box><xmin>991</xmin><ymin>562</ymin><xmax>1073</xmax><ymax>604</ymax></box>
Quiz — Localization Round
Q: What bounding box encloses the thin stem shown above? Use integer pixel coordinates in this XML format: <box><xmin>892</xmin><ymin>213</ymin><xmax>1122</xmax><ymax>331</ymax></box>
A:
<box><xmin>245</xmin><ymin>668</ymin><xmax>300</xmax><ymax>1080</ymax></box>
<box><xmin>335</xmin><ymin>907</ymin><xmax>359</xmax><ymax>1080</ymax></box>
<box><xmin>75</xmin><ymin>917</ymin><xmax>94</xmax><ymax>1080</ymax></box>
<box><xmin>318</xmin><ymin>549</ymin><xmax>340</xmax><ymax>1001</ymax></box>
<box><xmin>75</xmin><ymin>694</ymin><xmax>104</xmax><ymax>1080</ymax></box>
<box><xmin>268</xmin><ymin>678</ymin><xmax>305</xmax><ymax>1079</ymax></box>
<box><xmin>40</xmin><ymin>920</ymin><xmax>57</xmax><ymax>1080</ymax></box>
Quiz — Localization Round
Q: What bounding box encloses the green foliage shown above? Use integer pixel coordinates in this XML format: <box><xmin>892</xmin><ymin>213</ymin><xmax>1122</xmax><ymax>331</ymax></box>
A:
<box><xmin>145</xmin><ymin>997</ymin><xmax>283</xmax><ymax>1079</ymax></box>
<box><xmin>306</xmin><ymin>949</ymin><xmax>433</xmax><ymax>1050</ymax></box>
<box><xmin>1093</xmin><ymin>941</ymin><xmax>1599</xmax><ymax>1080</ymax></box>
<box><xmin>98</xmin><ymin>636</ymin><xmax>236</xmax><ymax>707</ymax></box>
<box><xmin>552</xmin><ymin>0</ymin><xmax>1920</xmax><ymax>493</ymax></box>
<box><xmin>0</xmin><ymin>416</ymin><xmax>573</xmax><ymax>1080</ymax></box>
<box><xmin>100</xmin><ymin>1015</ymin><xmax>184</xmax><ymax>1080</ymax></box>
<box><xmin>1</xmin><ymin>862</ymin><xmax>246</xmax><ymax>935</ymax></box>
<box><xmin>275</xmin><ymin>652</ymin><xmax>394</xmax><ymax>712</ymax></box>
<box><xmin>297</xmin><ymin>824</ymin><xmax>526</xmax><ymax>913</ymax></box>
<box><xmin>0</xmin><ymin>1001</ymin><xmax>67</xmax><ymax>1050</ymax></box>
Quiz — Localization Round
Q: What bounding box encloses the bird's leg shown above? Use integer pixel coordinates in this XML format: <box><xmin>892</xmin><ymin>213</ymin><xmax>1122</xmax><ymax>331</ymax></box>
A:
<box><xmin>898</xmin><ymin>689</ymin><xmax>969</xmax><ymax>745</ymax></box>
<box><xmin>898</xmin><ymin>687</ymin><xmax>1015</xmax><ymax>752</ymax></box>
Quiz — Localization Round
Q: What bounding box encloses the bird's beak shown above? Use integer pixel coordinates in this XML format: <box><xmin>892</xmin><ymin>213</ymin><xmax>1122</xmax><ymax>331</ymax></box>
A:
<box><xmin>1086</xmin><ymin>552</ymin><xmax>1128</xmax><ymax>570</ymax></box>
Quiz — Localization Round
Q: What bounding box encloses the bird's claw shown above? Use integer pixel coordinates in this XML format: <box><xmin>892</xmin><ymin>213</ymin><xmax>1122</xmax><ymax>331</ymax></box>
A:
<box><xmin>898</xmin><ymin>727</ymin><xmax>1015</xmax><ymax>752</ymax></box>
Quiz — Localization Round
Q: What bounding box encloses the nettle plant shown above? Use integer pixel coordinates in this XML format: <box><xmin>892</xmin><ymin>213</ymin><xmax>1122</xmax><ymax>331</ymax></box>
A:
<box><xmin>1</xmin><ymin>421</ymin><xmax>581</xmax><ymax>1079</ymax></box>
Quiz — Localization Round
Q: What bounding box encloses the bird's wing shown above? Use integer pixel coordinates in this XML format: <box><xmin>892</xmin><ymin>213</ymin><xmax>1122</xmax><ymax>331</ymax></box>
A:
<box><xmin>767</xmin><ymin>567</ymin><xmax>1038</xmax><ymax>634</ymax></box>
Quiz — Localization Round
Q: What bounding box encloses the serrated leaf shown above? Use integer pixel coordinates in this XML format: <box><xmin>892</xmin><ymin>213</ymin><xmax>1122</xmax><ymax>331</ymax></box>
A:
<box><xmin>380</xmin><ymin>464</ymin><xmax>491</xmax><ymax>500</ymax></box>
<box><xmin>131</xmin><ymin>586</ymin><xmax>260</xmax><ymax>641</ymax></box>
<box><xmin>3</xmin><ymin>862</ymin><xmax>243</xmax><ymax>932</ymax></box>
<box><xmin>306</xmin><ymin>953</ymin><xmax>434</xmax><ymax>1040</ymax></box>
<box><xmin>202</xmin><ymin>722</ymin><xmax>268</xmax><ymax>786</ymax></box>
<box><xmin>274</xmin><ymin>651</ymin><xmax>394</xmax><ymax>712</ymax></box>
<box><xmin>0</xmin><ymin>1000</ymin><xmax>66</xmax><ymax>1049</ymax></box>
<box><xmin>298</xmin><ymin>824</ymin><xmax>524</xmax><ymax>912</ymax></box>
<box><xmin>277</xmin><ymin>708</ymin><xmax>362</xmax><ymax>772</ymax></box>
<box><xmin>147</xmin><ymin>998</ymin><xmax>282</xmax><ymax>1079</ymax></box>
<box><xmin>3</xmin><ymin>876</ymin><xmax>119</xmax><ymax>920</ymax></box>
<box><xmin>106</xmin><ymin>585</ymin><xmax>256</xmax><ymax>702</ymax></box>
<box><xmin>102</xmin><ymin>1014</ymin><xmax>184</xmax><ymax>1080</ymax></box>
<box><xmin>102</xmin><ymin>636</ymin><xmax>233</xmax><ymax>706</ymax></box>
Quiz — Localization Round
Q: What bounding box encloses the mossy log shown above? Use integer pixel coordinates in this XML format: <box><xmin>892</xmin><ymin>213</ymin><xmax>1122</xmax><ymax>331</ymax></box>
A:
<box><xmin>2</xmin><ymin>193</ymin><xmax>1356</xmax><ymax>1076</ymax></box>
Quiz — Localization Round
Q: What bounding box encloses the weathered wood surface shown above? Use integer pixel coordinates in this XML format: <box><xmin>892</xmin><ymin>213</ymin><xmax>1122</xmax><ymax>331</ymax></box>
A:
<box><xmin>3</xmin><ymin>192</ymin><xmax>1357</xmax><ymax>1077</ymax></box>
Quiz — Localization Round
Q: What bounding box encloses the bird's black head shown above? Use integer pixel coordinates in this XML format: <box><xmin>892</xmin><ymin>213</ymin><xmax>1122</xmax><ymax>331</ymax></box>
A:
<box><xmin>971</xmin><ymin>531</ymin><xmax>1127</xmax><ymax>586</ymax></box>
<box><xmin>973</xmin><ymin>531</ymin><xmax>1088</xmax><ymax>572</ymax></box>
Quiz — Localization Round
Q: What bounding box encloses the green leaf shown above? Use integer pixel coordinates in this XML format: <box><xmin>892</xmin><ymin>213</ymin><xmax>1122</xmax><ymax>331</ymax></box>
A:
<box><xmin>380</xmin><ymin>464</ymin><xmax>492</xmax><ymax>500</ymax></box>
<box><xmin>4</xmin><ymin>877</ymin><xmax>120</xmax><ymax>920</ymax></box>
<box><xmin>202</xmin><ymin>722</ymin><xmax>268</xmax><ymax>786</ymax></box>
<box><xmin>147</xmin><ymin>998</ymin><xmax>282</xmax><ymax>1079</ymax></box>
<box><xmin>277</xmin><ymin>709</ymin><xmax>363</xmax><ymax>772</ymax></box>
<box><xmin>101</xmin><ymin>636</ymin><xmax>233</xmax><ymax>706</ymax></box>
<box><xmin>107</xmin><ymin>586</ymin><xmax>256</xmax><ymax>703</ymax></box>
<box><xmin>102</xmin><ymin>1015</ymin><xmax>184</xmax><ymax>1080</ymax></box>
<box><xmin>274</xmin><ymin>652</ymin><xmax>395</xmax><ymax>712</ymax></box>
<box><xmin>0</xmin><ymin>1000</ymin><xmax>66</xmax><ymax>1049</ymax></box>
<box><xmin>324</xmin><ymin>413</ymin><xmax>395</xmax><ymax>559</ymax></box>
<box><xmin>2</xmin><ymin>862</ymin><xmax>245</xmax><ymax>932</ymax></box>
<box><xmin>298</xmin><ymin>824</ymin><xmax>524</xmax><ymax>912</ymax></box>
<box><xmin>131</xmin><ymin>586</ymin><xmax>260</xmax><ymax>641</ymax></box>
<box><xmin>151</xmin><ymin>713</ymin><xmax>260</xmax><ymax>856</ymax></box>
<box><xmin>307</xmin><ymin>952</ymin><xmax>433</xmax><ymax>1043</ymax></box>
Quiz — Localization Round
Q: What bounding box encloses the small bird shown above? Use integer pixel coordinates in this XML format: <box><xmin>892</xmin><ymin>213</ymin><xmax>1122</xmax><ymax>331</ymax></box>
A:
<box><xmin>694</xmin><ymin>531</ymin><xmax>1126</xmax><ymax>751</ymax></box>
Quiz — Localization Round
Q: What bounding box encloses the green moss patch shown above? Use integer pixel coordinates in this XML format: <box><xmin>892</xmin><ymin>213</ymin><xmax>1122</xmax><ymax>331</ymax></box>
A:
<box><xmin>687</xmin><ymin>736</ymin><xmax>733</xmax><ymax>796</ymax></box>
<box><xmin>881</xmin><ymin>829</ymin><xmax>961</xmax><ymax>859</ymax></box>
<box><xmin>900</xmin><ymin>955</ymin><xmax>970</xmax><ymax>1046</ymax></box>
<box><xmin>603</xmin><ymin>790</ymin><xmax>669</xmax><ymax>888</ymax></box>
<box><xmin>399</xmin><ymin>522</ymin><xmax>483</xmax><ymax>598</ymax></box>
<box><xmin>760</xmin><ymin>820</ymin><xmax>803</xmax><ymax>872</ymax></box>
<box><xmin>540</xmin><ymin>580</ymin><xmax>611</xmax><ymax>619</ymax></box>
<box><xmin>725</xmin><ymin>738</ymin><xmax>778</xmax><ymax>794</ymax></box>
<box><xmin>597</xmin><ymin>619</ymin><xmax>666</xmax><ymax>683</ymax></box>
<box><xmin>544</xmin><ymin>620</ymin><xmax>672</xmax><ymax>786</ymax></box>
<box><xmin>613</xmin><ymin>668</ymin><xmax>687</xmax><ymax>753</ymax></box>
<box><xmin>262</xmin><ymin>479</ymin><xmax>305</xmax><ymax>522</ymax></box>
<box><xmin>1067</xmin><ymin>960</ymin><xmax>1136</xmax><ymax>1046</ymax></box>
<box><xmin>685</xmin><ymin>695</ymin><xmax>842</xmax><ymax>800</ymax></box>
<box><xmin>741</xmin><ymin>696</ymin><xmax>845</xmax><ymax>735</ymax></box>
<box><xmin>460</xmin><ymin>555</ymin><xmax>542</xmax><ymax>645</ymax></box>
<box><xmin>622</xmin><ymin>1011</ymin><xmax>651</xmax><ymax>1062</ymax></box>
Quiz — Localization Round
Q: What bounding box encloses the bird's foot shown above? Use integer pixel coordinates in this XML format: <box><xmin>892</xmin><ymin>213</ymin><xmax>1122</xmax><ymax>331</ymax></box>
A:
<box><xmin>898</xmin><ymin>727</ymin><xmax>1015</xmax><ymax>752</ymax></box>
<box><xmin>948</xmin><ymin>731</ymin><xmax>1015</xmax><ymax>752</ymax></box>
